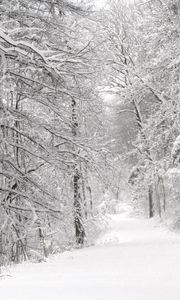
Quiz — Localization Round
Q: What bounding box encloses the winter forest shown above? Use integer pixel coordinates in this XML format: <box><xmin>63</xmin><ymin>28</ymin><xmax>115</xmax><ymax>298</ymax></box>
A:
<box><xmin>0</xmin><ymin>0</ymin><xmax>180</xmax><ymax>297</ymax></box>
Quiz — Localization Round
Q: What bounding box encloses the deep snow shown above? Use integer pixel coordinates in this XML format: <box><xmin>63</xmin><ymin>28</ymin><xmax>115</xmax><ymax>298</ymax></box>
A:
<box><xmin>1</xmin><ymin>203</ymin><xmax>180</xmax><ymax>300</ymax></box>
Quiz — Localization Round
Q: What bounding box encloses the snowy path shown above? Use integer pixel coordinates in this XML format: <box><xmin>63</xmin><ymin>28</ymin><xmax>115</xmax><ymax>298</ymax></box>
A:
<box><xmin>1</xmin><ymin>203</ymin><xmax>180</xmax><ymax>300</ymax></box>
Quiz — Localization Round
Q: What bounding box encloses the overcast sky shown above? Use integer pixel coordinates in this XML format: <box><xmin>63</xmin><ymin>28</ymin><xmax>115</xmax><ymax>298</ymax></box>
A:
<box><xmin>93</xmin><ymin>0</ymin><xmax>136</xmax><ymax>8</ymax></box>
<box><xmin>93</xmin><ymin>0</ymin><xmax>107</xmax><ymax>8</ymax></box>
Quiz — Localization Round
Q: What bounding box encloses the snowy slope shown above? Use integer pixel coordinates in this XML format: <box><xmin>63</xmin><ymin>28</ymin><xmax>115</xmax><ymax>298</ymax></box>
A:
<box><xmin>1</xmin><ymin>203</ymin><xmax>180</xmax><ymax>300</ymax></box>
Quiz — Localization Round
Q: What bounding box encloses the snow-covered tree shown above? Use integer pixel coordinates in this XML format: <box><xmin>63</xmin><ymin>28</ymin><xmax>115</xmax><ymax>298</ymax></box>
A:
<box><xmin>0</xmin><ymin>0</ymin><xmax>109</xmax><ymax>265</ymax></box>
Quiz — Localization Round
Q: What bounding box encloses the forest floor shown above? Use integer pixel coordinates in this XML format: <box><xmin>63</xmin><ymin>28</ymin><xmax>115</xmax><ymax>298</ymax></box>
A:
<box><xmin>1</xmin><ymin>203</ymin><xmax>180</xmax><ymax>300</ymax></box>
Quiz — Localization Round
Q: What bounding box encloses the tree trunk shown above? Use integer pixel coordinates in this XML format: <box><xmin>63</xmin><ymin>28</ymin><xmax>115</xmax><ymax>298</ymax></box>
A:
<box><xmin>73</xmin><ymin>168</ymin><xmax>85</xmax><ymax>244</ymax></box>
<box><xmin>148</xmin><ymin>185</ymin><xmax>154</xmax><ymax>218</ymax></box>
<box><xmin>37</xmin><ymin>221</ymin><xmax>47</xmax><ymax>259</ymax></box>
<box><xmin>72</xmin><ymin>97</ymin><xmax>85</xmax><ymax>245</ymax></box>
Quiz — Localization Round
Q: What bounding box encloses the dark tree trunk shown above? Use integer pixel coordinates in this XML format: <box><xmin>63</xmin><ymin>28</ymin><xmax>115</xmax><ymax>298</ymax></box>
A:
<box><xmin>72</xmin><ymin>97</ymin><xmax>85</xmax><ymax>245</ymax></box>
<box><xmin>73</xmin><ymin>169</ymin><xmax>85</xmax><ymax>244</ymax></box>
<box><xmin>148</xmin><ymin>185</ymin><xmax>154</xmax><ymax>218</ymax></box>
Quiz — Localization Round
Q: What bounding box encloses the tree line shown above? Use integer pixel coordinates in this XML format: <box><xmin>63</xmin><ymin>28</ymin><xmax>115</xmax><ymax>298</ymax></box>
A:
<box><xmin>0</xmin><ymin>0</ymin><xmax>113</xmax><ymax>265</ymax></box>
<box><xmin>0</xmin><ymin>0</ymin><xmax>179</xmax><ymax>266</ymax></box>
<box><xmin>102</xmin><ymin>0</ymin><xmax>180</xmax><ymax>223</ymax></box>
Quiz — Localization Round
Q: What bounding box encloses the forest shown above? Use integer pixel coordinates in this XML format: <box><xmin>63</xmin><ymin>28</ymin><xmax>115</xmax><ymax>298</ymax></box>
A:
<box><xmin>0</xmin><ymin>0</ymin><xmax>179</xmax><ymax>266</ymax></box>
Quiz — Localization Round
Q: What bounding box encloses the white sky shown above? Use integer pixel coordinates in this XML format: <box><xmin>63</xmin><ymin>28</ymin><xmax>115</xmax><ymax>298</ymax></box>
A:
<box><xmin>93</xmin><ymin>0</ymin><xmax>107</xmax><ymax>8</ymax></box>
<box><xmin>93</xmin><ymin>0</ymin><xmax>135</xmax><ymax>8</ymax></box>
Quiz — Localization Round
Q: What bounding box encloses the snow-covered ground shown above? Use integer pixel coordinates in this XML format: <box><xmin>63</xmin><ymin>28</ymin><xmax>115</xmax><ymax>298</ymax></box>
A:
<box><xmin>1</xmin><ymin>203</ymin><xmax>180</xmax><ymax>300</ymax></box>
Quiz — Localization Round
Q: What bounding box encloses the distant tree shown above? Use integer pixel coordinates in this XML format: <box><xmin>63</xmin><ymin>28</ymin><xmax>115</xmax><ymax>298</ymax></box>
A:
<box><xmin>100</xmin><ymin>0</ymin><xmax>180</xmax><ymax>218</ymax></box>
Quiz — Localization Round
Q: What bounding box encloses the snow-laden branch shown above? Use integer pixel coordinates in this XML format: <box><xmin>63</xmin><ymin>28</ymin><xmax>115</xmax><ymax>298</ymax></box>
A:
<box><xmin>0</xmin><ymin>29</ymin><xmax>47</xmax><ymax>63</ymax></box>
